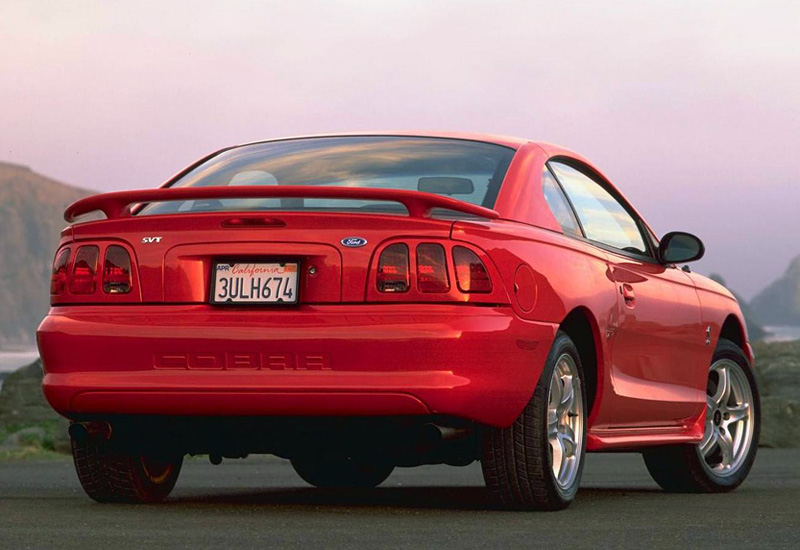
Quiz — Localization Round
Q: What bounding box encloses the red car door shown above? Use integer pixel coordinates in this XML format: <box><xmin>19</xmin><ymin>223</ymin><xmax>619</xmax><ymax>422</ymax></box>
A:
<box><xmin>604</xmin><ymin>253</ymin><xmax>707</xmax><ymax>426</ymax></box>
<box><xmin>548</xmin><ymin>161</ymin><xmax>706</xmax><ymax>429</ymax></box>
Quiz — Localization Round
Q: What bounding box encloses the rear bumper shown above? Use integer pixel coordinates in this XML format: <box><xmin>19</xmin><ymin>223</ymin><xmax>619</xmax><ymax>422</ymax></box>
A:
<box><xmin>38</xmin><ymin>304</ymin><xmax>557</xmax><ymax>427</ymax></box>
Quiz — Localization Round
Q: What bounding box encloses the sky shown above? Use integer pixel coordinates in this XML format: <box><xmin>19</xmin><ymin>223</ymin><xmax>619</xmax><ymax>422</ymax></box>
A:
<box><xmin>1</xmin><ymin>0</ymin><xmax>798</xmax><ymax>299</ymax></box>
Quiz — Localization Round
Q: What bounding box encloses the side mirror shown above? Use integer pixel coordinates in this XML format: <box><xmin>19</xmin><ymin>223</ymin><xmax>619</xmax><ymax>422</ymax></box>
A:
<box><xmin>658</xmin><ymin>231</ymin><xmax>705</xmax><ymax>264</ymax></box>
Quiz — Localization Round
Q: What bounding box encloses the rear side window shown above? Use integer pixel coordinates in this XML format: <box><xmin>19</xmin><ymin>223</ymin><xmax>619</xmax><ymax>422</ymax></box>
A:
<box><xmin>541</xmin><ymin>168</ymin><xmax>582</xmax><ymax>238</ymax></box>
<box><xmin>548</xmin><ymin>161</ymin><xmax>648</xmax><ymax>255</ymax></box>
<box><xmin>140</xmin><ymin>136</ymin><xmax>515</xmax><ymax>217</ymax></box>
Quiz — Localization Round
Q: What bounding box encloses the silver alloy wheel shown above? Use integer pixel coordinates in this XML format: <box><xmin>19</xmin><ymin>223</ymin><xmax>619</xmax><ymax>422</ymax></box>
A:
<box><xmin>698</xmin><ymin>358</ymin><xmax>755</xmax><ymax>477</ymax></box>
<box><xmin>547</xmin><ymin>353</ymin><xmax>584</xmax><ymax>490</ymax></box>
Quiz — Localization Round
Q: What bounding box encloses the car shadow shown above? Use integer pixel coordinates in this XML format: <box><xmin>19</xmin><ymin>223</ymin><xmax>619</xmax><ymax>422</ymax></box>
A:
<box><xmin>167</xmin><ymin>485</ymin><xmax>665</xmax><ymax>512</ymax></box>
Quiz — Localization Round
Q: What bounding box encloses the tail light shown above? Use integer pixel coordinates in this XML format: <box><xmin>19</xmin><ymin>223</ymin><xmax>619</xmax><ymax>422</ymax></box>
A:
<box><xmin>377</xmin><ymin>243</ymin><xmax>410</xmax><ymax>292</ymax></box>
<box><xmin>69</xmin><ymin>245</ymin><xmax>100</xmax><ymax>294</ymax></box>
<box><xmin>103</xmin><ymin>246</ymin><xmax>132</xmax><ymax>294</ymax></box>
<box><xmin>50</xmin><ymin>242</ymin><xmax>138</xmax><ymax>304</ymax></box>
<box><xmin>416</xmin><ymin>243</ymin><xmax>449</xmax><ymax>293</ymax></box>
<box><xmin>50</xmin><ymin>248</ymin><xmax>71</xmax><ymax>295</ymax></box>
<box><xmin>453</xmin><ymin>246</ymin><xmax>492</xmax><ymax>293</ymax></box>
<box><xmin>370</xmin><ymin>241</ymin><xmax>499</xmax><ymax>302</ymax></box>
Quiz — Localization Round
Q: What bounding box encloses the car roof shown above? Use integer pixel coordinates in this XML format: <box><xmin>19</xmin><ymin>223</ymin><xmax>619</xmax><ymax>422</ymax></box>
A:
<box><xmin>238</xmin><ymin>131</ymin><xmax>540</xmax><ymax>151</ymax></box>
<box><xmin>164</xmin><ymin>131</ymin><xmax>656</xmax><ymax>237</ymax></box>
<box><xmin>234</xmin><ymin>132</ymin><xmax>593</xmax><ymax>166</ymax></box>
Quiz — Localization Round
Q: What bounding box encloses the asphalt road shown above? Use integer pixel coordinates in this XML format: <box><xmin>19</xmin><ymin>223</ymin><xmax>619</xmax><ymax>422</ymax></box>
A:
<box><xmin>1</xmin><ymin>449</ymin><xmax>798</xmax><ymax>550</ymax></box>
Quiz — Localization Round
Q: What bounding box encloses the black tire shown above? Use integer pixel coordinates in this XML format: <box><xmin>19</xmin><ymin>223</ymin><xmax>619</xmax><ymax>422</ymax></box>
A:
<box><xmin>481</xmin><ymin>331</ymin><xmax>588</xmax><ymax>510</ymax></box>
<box><xmin>643</xmin><ymin>338</ymin><xmax>760</xmax><ymax>493</ymax></box>
<box><xmin>291</xmin><ymin>455</ymin><xmax>394</xmax><ymax>489</ymax></box>
<box><xmin>71</xmin><ymin>429</ymin><xmax>183</xmax><ymax>503</ymax></box>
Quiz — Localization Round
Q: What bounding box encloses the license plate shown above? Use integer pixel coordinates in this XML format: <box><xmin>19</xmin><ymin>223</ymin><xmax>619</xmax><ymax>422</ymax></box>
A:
<box><xmin>211</xmin><ymin>262</ymin><xmax>299</xmax><ymax>304</ymax></box>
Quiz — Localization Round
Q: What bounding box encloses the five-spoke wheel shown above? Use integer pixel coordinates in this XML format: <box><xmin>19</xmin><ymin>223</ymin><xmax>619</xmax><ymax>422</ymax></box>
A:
<box><xmin>482</xmin><ymin>331</ymin><xmax>587</xmax><ymax>510</ymax></box>
<box><xmin>643</xmin><ymin>338</ymin><xmax>760</xmax><ymax>493</ymax></box>
<box><xmin>698</xmin><ymin>358</ymin><xmax>755</xmax><ymax>477</ymax></box>
<box><xmin>548</xmin><ymin>353</ymin><xmax>584</xmax><ymax>492</ymax></box>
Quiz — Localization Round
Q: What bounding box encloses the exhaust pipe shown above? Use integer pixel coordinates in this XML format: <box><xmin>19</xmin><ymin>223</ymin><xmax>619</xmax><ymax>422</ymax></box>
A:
<box><xmin>68</xmin><ymin>421</ymin><xmax>113</xmax><ymax>443</ymax></box>
<box><xmin>422</xmin><ymin>423</ymin><xmax>470</xmax><ymax>444</ymax></box>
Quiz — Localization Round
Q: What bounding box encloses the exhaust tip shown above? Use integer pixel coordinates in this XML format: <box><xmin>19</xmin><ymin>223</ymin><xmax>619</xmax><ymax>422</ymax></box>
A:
<box><xmin>67</xmin><ymin>423</ymin><xmax>87</xmax><ymax>442</ymax></box>
<box><xmin>68</xmin><ymin>422</ymin><xmax>112</xmax><ymax>443</ymax></box>
<box><xmin>422</xmin><ymin>423</ymin><xmax>471</xmax><ymax>445</ymax></box>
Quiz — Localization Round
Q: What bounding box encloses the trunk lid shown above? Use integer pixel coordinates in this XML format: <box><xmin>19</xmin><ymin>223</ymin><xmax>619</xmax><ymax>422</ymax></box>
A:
<box><xmin>70</xmin><ymin>212</ymin><xmax>454</xmax><ymax>303</ymax></box>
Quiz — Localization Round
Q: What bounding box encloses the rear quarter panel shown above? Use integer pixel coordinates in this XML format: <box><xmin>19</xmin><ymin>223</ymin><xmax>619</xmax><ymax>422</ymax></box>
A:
<box><xmin>452</xmin><ymin>219</ymin><xmax>618</xmax><ymax>424</ymax></box>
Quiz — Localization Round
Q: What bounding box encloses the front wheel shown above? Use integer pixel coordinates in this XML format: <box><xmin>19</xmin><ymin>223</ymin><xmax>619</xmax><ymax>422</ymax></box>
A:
<box><xmin>481</xmin><ymin>331</ymin><xmax>587</xmax><ymax>510</ymax></box>
<box><xmin>643</xmin><ymin>338</ymin><xmax>760</xmax><ymax>492</ymax></box>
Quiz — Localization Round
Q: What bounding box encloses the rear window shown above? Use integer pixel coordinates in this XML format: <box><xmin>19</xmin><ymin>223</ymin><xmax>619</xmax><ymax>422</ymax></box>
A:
<box><xmin>139</xmin><ymin>136</ymin><xmax>515</xmax><ymax>216</ymax></box>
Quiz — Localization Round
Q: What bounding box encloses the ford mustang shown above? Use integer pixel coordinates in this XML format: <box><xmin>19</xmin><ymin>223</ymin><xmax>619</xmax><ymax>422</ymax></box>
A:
<box><xmin>38</xmin><ymin>133</ymin><xmax>760</xmax><ymax>509</ymax></box>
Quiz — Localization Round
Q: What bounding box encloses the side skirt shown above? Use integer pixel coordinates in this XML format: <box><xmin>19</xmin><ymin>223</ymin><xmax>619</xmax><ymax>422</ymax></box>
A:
<box><xmin>587</xmin><ymin>414</ymin><xmax>705</xmax><ymax>451</ymax></box>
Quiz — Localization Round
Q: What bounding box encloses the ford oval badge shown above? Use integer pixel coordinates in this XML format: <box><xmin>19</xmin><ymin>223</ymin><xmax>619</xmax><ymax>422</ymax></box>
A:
<box><xmin>341</xmin><ymin>237</ymin><xmax>368</xmax><ymax>248</ymax></box>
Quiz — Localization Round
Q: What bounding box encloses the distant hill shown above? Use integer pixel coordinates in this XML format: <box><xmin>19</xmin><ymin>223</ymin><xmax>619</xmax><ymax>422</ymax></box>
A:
<box><xmin>751</xmin><ymin>255</ymin><xmax>800</xmax><ymax>327</ymax></box>
<box><xmin>0</xmin><ymin>162</ymin><xmax>91</xmax><ymax>346</ymax></box>
<box><xmin>709</xmin><ymin>274</ymin><xmax>767</xmax><ymax>341</ymax></box>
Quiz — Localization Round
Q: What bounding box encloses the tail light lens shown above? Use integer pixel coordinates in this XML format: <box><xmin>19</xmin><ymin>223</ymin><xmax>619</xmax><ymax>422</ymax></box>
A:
<box><xmin>69</xmin><ymin>246</ymin><xmax>100</xmax><ymax>294</ymax></box>
<box><xmin>453</xmin><ymin>246</ymin><xmax>492</xmax><ymax>293</ymax></box>
<box><xmin>416</xmin><ymin>243</ymin><xmax>449</xmax><ymax>293</ymax></box>
<box><xmin>50</xmin><ymin>248</ymin><xmax>71</xmax><ymax>295</ymax></box>
<box><xmin>103</xmin><ymin>245</ymin><xmax>132</xmax><ymax>294</ymax></box>
<box><xmin>377</xmin><ymin>243</ymin><xmax>410</xmax><ymax>292</ymax></box>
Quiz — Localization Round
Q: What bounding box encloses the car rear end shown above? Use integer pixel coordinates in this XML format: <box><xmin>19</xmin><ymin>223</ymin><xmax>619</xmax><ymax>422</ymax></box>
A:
<box><xmin>37</xmin><ymin>136</ymin><xmax>557</xmax><ymax>500</ymax></box>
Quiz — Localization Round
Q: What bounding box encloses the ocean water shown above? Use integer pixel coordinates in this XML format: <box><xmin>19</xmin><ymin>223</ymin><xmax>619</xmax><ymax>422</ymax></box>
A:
<box><xmin>763</xmin><ymin>326</ymin><xmax>800</xmax><ymax>343</ymax></box>
<box><xmin>0</xmin><ymin>350</ymin><xmax>39</xmax><ymax>374</ymax></box>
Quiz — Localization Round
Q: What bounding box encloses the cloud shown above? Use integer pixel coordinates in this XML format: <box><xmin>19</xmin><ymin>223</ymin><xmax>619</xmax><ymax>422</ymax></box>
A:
<box><xmin>0</xmin><ymin>0</ymin><xmax>798</xmax><ymax>297</ymax></box>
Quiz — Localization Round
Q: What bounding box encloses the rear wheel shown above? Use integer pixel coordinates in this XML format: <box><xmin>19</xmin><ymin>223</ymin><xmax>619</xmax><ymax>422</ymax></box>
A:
<box><xmin>481</xmin><ymin>331</ymin><xmax>587</xmax><ymax>510</ymax></box>
<box><xmin>643</xmin><ymin>338</ymin><xmax>759</xmax><ymax>492</ymax></box>
<box><xmin>71</xmin><ymin>427</ymin><xmax>183</xmax><ymax>503</ymax></box>
<box><xmin>291</xmin><ymin>455</ymin><xmax>394</xmax><ymax>489</ymax></box>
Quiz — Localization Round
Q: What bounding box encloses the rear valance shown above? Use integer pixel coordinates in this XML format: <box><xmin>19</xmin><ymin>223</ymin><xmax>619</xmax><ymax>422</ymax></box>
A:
<box><xmin>64</xmin><ymin>186</ymin><xmax>500</xmax><ymax>222</ymax></box>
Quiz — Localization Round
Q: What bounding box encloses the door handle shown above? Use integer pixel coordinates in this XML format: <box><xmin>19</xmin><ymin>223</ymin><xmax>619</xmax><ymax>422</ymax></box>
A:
<box><xmin>621</xmin><ymin>284</ymin><xmax>635</xmax><ymax>307</ymax></box>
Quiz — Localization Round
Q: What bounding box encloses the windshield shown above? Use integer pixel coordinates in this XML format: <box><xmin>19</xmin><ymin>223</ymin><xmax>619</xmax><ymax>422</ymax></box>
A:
<box><xmin>140</xmin><ymin>136</ymin><xmax>515</xmax><ymax>216</ymax></box>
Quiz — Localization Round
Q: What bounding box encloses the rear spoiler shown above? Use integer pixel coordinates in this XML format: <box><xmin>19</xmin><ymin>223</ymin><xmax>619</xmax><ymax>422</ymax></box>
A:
<box><xmin>64</xmin><ymin>186</ymin><xmax>500</xmax><ymax>223</ymax></box>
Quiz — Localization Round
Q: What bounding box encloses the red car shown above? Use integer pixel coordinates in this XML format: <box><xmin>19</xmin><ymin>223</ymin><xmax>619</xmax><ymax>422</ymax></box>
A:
<box><xmin>38</xmin><ymin>133</ymin><xmax>759</xmax><ymax>510</ymax></box>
